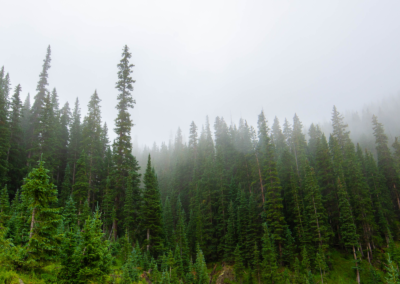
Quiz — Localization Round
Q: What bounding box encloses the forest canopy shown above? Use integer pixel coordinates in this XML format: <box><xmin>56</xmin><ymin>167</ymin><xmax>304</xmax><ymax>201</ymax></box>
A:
<box><xmin>1</xmin><ymin>45</ymin><xmax>400</xmax><ymax>284</ymax></box>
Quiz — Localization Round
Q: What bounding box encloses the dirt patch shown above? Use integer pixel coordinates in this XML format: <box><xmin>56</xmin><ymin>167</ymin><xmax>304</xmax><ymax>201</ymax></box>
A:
<box><xmin>216</xmin><ymin>265</ymin><xmax>235</xmax><ymax>284</ymax></box>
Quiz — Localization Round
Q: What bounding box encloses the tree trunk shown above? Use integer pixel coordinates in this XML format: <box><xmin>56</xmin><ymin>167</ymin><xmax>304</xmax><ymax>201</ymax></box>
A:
<box><xmin>29</xmin><ymin>207</ymin><xmax>36</xmax><ymax>239</ymax></box>
<box><xmin>353</xmin><ymin>246</ymin><xmax>360</xmax><ymax>284</ymax></box>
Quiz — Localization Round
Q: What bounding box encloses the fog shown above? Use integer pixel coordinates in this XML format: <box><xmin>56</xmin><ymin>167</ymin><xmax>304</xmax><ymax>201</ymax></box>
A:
<box><xmin>1</xmin><ymin>0</ymin><xmax>400</xmax><ymax>147</ymax></box>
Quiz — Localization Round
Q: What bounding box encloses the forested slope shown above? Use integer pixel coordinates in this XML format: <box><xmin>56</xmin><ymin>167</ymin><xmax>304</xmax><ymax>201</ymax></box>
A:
<box><xmin>1</xmin><ymin>46</ymin><xmax>400</xmax><ymax>283</ymax></box>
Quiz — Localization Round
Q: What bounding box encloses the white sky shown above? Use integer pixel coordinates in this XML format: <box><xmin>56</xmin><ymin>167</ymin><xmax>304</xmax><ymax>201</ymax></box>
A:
<box><xmin>1</xmin><ymin>0</ymin><xmax>400</xmax><ymax>146</ymax></box>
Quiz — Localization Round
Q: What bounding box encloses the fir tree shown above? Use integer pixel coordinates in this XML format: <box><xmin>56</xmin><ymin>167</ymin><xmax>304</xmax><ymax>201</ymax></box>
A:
<box><xmin>263</xmin><ymin>135</ymin><xmax>287</xmax><ymax>255</ymax></box>
<box><xmin>337</xmin><ymin>177</ymin><xmax>360</xmax><ymax>284</ymax></box>
<box><xmin>194</xmin><ymin>247</ymin><xmax>209</xmax><ymax>284</ymax></box>
<box><xmin>372</xmin><ymin>115</ymin><xmax>400</xmax><ymax>211</ymax></box>
<box><xmin>28</xmin><ymin>46</ymin><xmax>51</xmax><ymax>167</ymax></box>
<box><xmin>73</xmin><ymin>151</ymin><xmax>89</xmax><ymax>219</ymax></box>
<box><xmin>386</xmin><ymin>253</ymin><xmax>400</xmax><ymax>284</ymax></box>
<box><xmin>303</xmin><ymin>164</ymin><xmax>330</xmax><ymax>253</ymax></box>
<box><xmin>142</xmin><ymin>155</ymin><xmax>164</xmax><ymax>257</ymax></box>
<box><xmin>7</xmin><ymin>84</ymin><xmax>25</xmax><ymax>195</ymax></box>
<box><xmin>69</xmin><ymin>98</ymin><xmax>81</xmax><ymax>184</ymax></box>
<box><xmin>123</xmin><ymin>159</ymin><xmax>141</xmax><ymax>241</ymax></box>
<box><xmin>63</xmin><ymin>195</ymin><xmax>77</xmax><ymax>230</ymax></box>
<box><xmin>21</xmin><ymin>159</ymin><xmax>62</xmax><ymax>267</ymax></box>
<box><xmin>224</xmin><ymin>200</ymin><xmax>236</xmax><ymax>262</ymax></box>
<box><xmin>0</xmin><ymin>67</ymin><xmax>10</xmax><ymax>185</ymax></box>
<box><xmin>261</xmin><ymin>223</ymin><xmax>281</xmax><ymax>283</ymax></box>
<box><xmin>234</xmin><ymin>243</ymin><xmax>245</xmax><ymax>284</ymax></box>
<box><xmin>58</xmin><ymin>207</ymin><xmax>112</xmax><ymax>283</ymax></box>
<box><xmin>81</xmin><ymin>90</ymin><xmax>103</xmax><ymax>206</ymax></box>
<box><xmin>111</xmin><ymin>45</ymin><xmax>136</xmax><ymax>239</ymax></box>
<box><xmin>0</xmin><ymin>185</ymin><xmax>10</xmax><ymax>224</ymax></box>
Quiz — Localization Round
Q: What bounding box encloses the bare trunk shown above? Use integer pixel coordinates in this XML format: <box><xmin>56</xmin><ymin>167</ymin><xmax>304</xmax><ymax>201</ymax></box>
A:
<box><xmin>368</xmin><ymin>242</ymin><xmax>373</xmax><ymax>260</ymax></box>
<box><xmin>29</xmin><ymin>207</ymin><xmax>36</xmax><ymax>239</ymax></box>
<box><xmin>353</xmin><ymin>246</ymin><xmax>360</xmax><ymax>284</ymax></box>
<box><xmin>319</xmin><ymin>267</ymin><xmax>324</xmax><ymax>284</ymax></box>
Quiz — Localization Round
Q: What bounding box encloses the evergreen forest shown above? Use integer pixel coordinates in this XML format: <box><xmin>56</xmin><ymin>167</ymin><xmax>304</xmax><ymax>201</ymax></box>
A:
<box><xmin>2</xmin><ymin>45</ymin><xmax>400</xmax><ymax>284</ymax></box>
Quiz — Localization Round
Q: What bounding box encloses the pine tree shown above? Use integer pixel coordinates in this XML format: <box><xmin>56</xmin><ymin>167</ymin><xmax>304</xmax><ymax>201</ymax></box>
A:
<box><xmin>81</xmin><ymin>90</ymin><xmax>103</xmax><ymax>206</ymax></box>
<box><xmin>234</xmin><ymin>243</ymin><xmax>245</xmax><ymax>284</ymax></box>
<box><xmin>263</xmin><ymin>136</ymin><xmax>286</xmax><ymax>255</ymax></box>
<box><xmin>7</xmin><ymin>84</ymin><xmax>25</xmax><ymax>196</ymax></box>
<box><xmin>163</xmin><ymin>196</ymin><xmax>174</xmax><ymax>248</ymax></box>
<box><xmin>315</xmin><ymin>248</ymin><xmax>327</xmax><ymax>284</ymax></box>
<box><xmin>372</xmin><ymin>115</ymin><xmax>400</xmax><ymax>211</ymax></box>
<box><xmin>0</xmin><ymin>185</ymin><xmax>10</xmax><ymax>224</ymax></box>
<box><xmin>283</xmin><ymin>226</ymin><xmax>296</xmax><ymax>266</ymax></box>
<box><xmin>337</xmin><ymin>177</ymin><xmax>360</xmax><ymax>284</ymax></box>
<box><xmin>123</xmin><ymin>158</ymin><xmax>141</xmax><ymax>241</ymax></box>
<box><xmin>386</xmin><ymin>253</ymin><xmax>400</xmax><ymax>284</ymax></box>
<box><xmin>142</xmin><ymin>155</ymin><xmax>164</xmax><ymax>257</ymax></box>
<box><xmin>253</xmin><ymin>241</ymin><xmax>261</xmax><ymax>284</ymax></box>
<box><xmin>291</xmin><ymin>114</ymin><xmax>307</xmax><ymax>179</ymax></box>
<box><xmin>331</xmin><ymin>106</ymin><xmax>350</xmax><ymax>154</ymax></box>
<box><xmin>261</xmin><ymin>223</ymin><xmax>281</xmax><ymax>283</ymax></box>
<box><xmin>315</xmin><ymin>134</ymin><xmax>338</xmax><ymax>242</ymax></box>
<box><xmin>69</xmin><ymin>98</ymin><xmax>81</xmax><ymax>185</ymax></box>
<box><xmin>224</xmin><ymin>200</ymin><xmax>236</xmax><ymax>261</ymax></box>
<box><xmin>28</xmin><ymin>46</ymin><xmax>51</xmax><ymax>167</ymax></box>
<box><xmin>63</xmin><ymin>195</ymin><xmax>77</xmax><ymax>230</ymax></box>
<box><xmin>0</xmin><ymin>67</ymin><xmax>10</xmax><ymax>185</ymax></box>
<box><xmin>111</xmin><ymin>45</ymin><xmax>136</xmax><ymax>239</ymax></box>
<box><xmin>194</xmin><ymin>247</ymin><xmax>209</xmax><ymax>284</ymax></box>
<box><xmin>303</xmin><ymin>164</ymin><xmax>330</xmax><ymax>254</ymax></box>
<box><xmin>73</xmin><ymin>151</ymin><xmax>89</xmax><ymax>220</ymax></box>
<box><xmin>58</xmin><ymin>207</ymin><xmax>112</xmax><ymax>283</ymax></box>
<box><xmin>121</xmin><ymin>245</ymin><xmax>141</xmax><ymax>283</ymax></box>
<box><xmin>21</xmin><ymin>159</ymin><xmax>62</xmax><ymax>267</ymax></box>
<box><xmin>59</xmin><ymin>163</ymin><xmax>72</xmax><ymax>206</ymax></box>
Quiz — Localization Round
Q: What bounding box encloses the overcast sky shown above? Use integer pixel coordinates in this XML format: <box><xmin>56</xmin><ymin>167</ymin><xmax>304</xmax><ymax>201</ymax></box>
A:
<box><xmin>1</xmin><ymin>0</ymin><xmax>400</xmax><ymax>147</ymax></box>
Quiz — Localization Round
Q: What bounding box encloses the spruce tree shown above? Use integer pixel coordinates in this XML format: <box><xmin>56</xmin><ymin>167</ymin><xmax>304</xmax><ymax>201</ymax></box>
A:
<box><xmin>7</xmin><ymin>84</ymin><xmax>25</xmax><ymax>195</ymax></box>
<box><xmin>58</xmin><ymin>207</ymin><xmax>112</xmax><ymax>283</ymax></box>
<box><xmin>21</xmin><ymin>159</ymin><xmax>62</xmax><ymax>267</ymax></box>
<box><xmin>73</xmin><ymin>151</ymin><xmax>89</xmax><ymax>220</ymax></box>
<box><xmin>337</xmin><ymin>177</ymin><xmax>360</xmax><ymax>284</ymax></box>
<box><xmin>261</xmin><ymin>223</ymin><xmax>281</xmax><ymax>283</ymax></box>
<box><xmin>69</xmin><ymin>98</ymin><xmax>81</xmax><ymax>184</ymax></box>
<box><xmin>111</xmin><ymin>45</ymin><xmax>136</xmax><ymax>239</ymax></box>
<box><xmin>372</xmin><ymin>115</ymin><xmax>400</xmax><ymax>211</ymax></box>
<box><xmin>234</xmin><ymin>243</ymin><xmax>245</xmax><ymax>284</ymax></box>
<box><xmin>81</xmin><ymin>90</ymin><xmax>103</xmax><ymax>206</ymax></box>
<box><xmin>0</xmin><ymin>185</ymin><xmax>10</xmax><ymax>224</ymax></box>
<box><xmin>194</xmin><ymin>247</ymin><xmax>209</xmax><ymax>284</ymax></box>
<box><xmin>303</xmin><ymin>164</ymin><xmax>330</xmax><ymax>253</ymax></box>
<box><xmin>224</xmin><ymin>200</ymin><xmax>236</xmax><ymax>261</ymax></box>
<box><xmin>263</xmin><ymin>136</ymin><xmax>286</xmax><ymax>255</ymax></box>
<box><xmin>142</xmin><ymin>155</ymin><xmax>164</xmax><ymax>257</ymax></box>
<box><xmin>0</xmin><ymin>67</ymin><xmax>10</xmax><ymax>186</ymax></box>
<box><xmin>123</xmin><ymin>160</ymin><xmax>141</xmax><ymax>241</ymax></box>
<box><xmin>63</xmin><ymin>195</ymin><xmax>77</xmax><ymax>230</ymax></box>
<box><xmin>28</xmin><ymin>46</ymin><xmax>51</xmax><ymax>167</ymax></box>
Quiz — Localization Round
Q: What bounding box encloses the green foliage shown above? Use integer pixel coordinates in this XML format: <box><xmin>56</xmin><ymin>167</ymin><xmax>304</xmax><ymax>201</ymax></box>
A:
<box><xmin>21</xmin><ymin>159</ymin><xmax>62</xmax><ymax>267</ymax></box>
<box><xmin>261</xmin><ymin>223</ymin><xmax>281</xmax><ymax>283</ymax></box>
<box><xmin>142</xmin><ymin>155</ymin><xmax>164</xmax><ymax>258</ymax></box>
<box><xmin>234</xmin><ymin>244</ymin><xmax>245</xmax><ymax>283</ymax></box>
<box><xmin>194</xmin><ymin>247</ymin><xmax>208</xmax><ymax>284</ymax></box>
<box><xmin>57</xmin><ymin>207</ymin><xmax>112</xmax><ymax>283</ymax></box>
